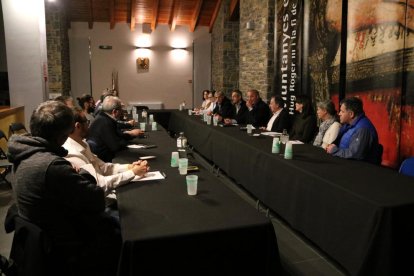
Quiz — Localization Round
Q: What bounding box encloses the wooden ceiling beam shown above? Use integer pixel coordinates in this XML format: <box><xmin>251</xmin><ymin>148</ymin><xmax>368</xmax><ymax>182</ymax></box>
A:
<box><xmin>109</xmin><ymin>0</ymin><xmax>115</xmax><ymax>29</ymax></box>
<box><xmin>229</xmin><ymin>0</ymin><xmax>239</xmax><ymax>19</ymax></box>
<box><xmin>168</xmin><ymin>0</ymin><xmax>178</xmax><ymax>31</ymax></box>
<box><xmin>151</xmin><ymin>0</ymin><xmax>160</xmax><ymax>31</ymax></box>
<box><xmin>130</xmin><ymin>0</ymin><xmax>136</xmax><ymax>31</ymax></box>
<box><xmin>189</xmin><ymin>0</ymin><xmax>203</xmax><ymax>32</ymax></box>
<box><xmin>209</xmin><ymin>0</ymin><xmax>223</xmax><ymax>33</ymax></box>
<box><xmin>88</xmin><ymin>0</ymin><xmax>94</xmax><ymax>29</ymax></box>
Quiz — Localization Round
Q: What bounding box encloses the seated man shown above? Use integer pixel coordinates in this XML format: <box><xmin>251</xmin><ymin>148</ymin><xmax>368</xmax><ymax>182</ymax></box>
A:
<box><xmin>326</xmin><ymin>97</ymin><xmax>382</xmax><ymax>164</ymax></box>
<box><xmin>7</xmin><ymin>101</ymin><xmax>121</xmax><ymax>275</ymax></box>
<box><xmin>63</xmin><ymin>107</ymin><xmax>149</xmax><ymax>195</ymax></box>
<box><xmin>224</xmin><ymin>89</ymin><xmax>248</xmax><ymax>125</ymax></box>
<box><xmin>264</xmin><ymin>96</ymin><xmax>291</xmax><ymax>132</ymax></box>
<box><xmin>246</xmin><ymin>89</ymin><xmax>271</xmax><ymax>127</ymax></box>
<box><xmin>212</xmin><ymin>91</ymin><xmax>234</xmax><ymax>122</ymax></box>
<box><xmin>87</xmin><ymin>96</ymin><xmax>143</xmax><ymax>162</ymax></box>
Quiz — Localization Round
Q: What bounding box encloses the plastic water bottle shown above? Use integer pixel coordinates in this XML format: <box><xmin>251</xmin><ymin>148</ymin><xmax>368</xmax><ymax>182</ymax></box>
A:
<box><xmin>177</xmin><ymin>132</ymin><xmax>187</xmax><ymax>148</ymax></box>
<box><xmin>141</xmin><ymin>109</ymin><xmax>148</xmax><ymax>123</ymax></box>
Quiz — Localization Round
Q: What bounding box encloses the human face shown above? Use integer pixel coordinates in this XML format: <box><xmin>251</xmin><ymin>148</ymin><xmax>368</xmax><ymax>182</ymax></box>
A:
<box><xmin>246</xmin><ymin>91</ymin><xmax>258</xmax><ymax>106</ymax></box>
<box><xmin>338</xmin><ymin>104</ymin><xmax>353</xmax><ymax>124</ymax></box>
<box><xmin>295</xmin><ymin>102</ymin><xmax>303</xmax><ymax>113</ymax></box>
<box><xmin>316</xmin><ymin>107</ymin><xmax>328</xmax><ymax>120</ymax></box>
<box><xmin>269</xmin><ymin>98</ymin><xmax>278</xmax><ymax>113</ymax></box>
<box><xmin>208</xmin><ymin>93</ymin><xmax>215</xmax><ymax>102</ymax></box>
<box><xmin>216</xmin><ymin>94</ymin><xmax>224</xmax><ymax>104</ymax></box>
<box><xmin>231</xmin><ymin>92</ymin><xmax>241</xmax><ymax>104</ymax></box>
<box><xmin>203</xmin><ymin>91</ymin><xmax>209</xmax><ymax>100</ymax></box>
<box><xmin>78</xmin><ymin>114</ymin><xmax>90</xmax><ymax>138</ymax></box>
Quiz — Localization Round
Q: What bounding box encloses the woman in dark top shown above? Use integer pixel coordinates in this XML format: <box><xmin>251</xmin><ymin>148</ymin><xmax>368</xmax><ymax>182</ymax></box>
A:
<box><xmin>289</xmin><ymin>95</ymin><xmax>317</xmax><ymax>143</ymax></box>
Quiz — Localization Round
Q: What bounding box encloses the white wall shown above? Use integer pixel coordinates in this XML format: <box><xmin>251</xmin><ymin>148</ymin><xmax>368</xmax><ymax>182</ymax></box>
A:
<box><xmin>2</xmin><ymin>0</ymin><xmax>48</xmax><ymax>125</ymax></box>
<box><xmin>69</xmin><ymin>23</ymin><xmax>211</xmax><ymax>109</ymax></box>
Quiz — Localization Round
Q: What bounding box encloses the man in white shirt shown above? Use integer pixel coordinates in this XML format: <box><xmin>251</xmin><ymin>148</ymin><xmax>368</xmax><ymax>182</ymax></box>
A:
<box><xmin>264</xmin><ymin>96</ymin><xmax>291</xmax><ymax>132</ymax></box>
<box><xmin>63</xmin><ymin>107</ymin><xmax>149</xmax><ymax>194</ymax></box>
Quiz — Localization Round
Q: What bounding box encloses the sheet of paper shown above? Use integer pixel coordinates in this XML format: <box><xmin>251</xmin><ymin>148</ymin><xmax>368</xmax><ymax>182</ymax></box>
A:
<box><xmin>127</xmin><ymin>144</ymin><xmax>146</xmax><ymax>149</ymax></box>
<box><xmin>290</xmin><ymin>140</ymin><xmax>304</xmax><ymax>144</ymax></box>
<box><xmin>261</xmin><ymin>132</ymin><xmax>282</xmax><ymax>136</ymax></box>
<box><xmin>131</xmin><ymin>171</ymin><xmax>165</xmax><ymax>182</ymax></box>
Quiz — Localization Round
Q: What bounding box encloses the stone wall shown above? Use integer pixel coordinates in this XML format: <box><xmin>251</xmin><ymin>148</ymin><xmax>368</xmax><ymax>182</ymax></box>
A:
<box><xmin>46</xmin><ymin>2</ymin><xmax>71</xmax><ymax>96</ymax></box>
<box><xmin>211</xmin><ymin>0</ymin><xmax>239</xmax><ymax>97</ymax></box>
<box><xmin>239</xmin><ymin>0</ymin><xmax>275</xmax><ymax>100</ymax></box>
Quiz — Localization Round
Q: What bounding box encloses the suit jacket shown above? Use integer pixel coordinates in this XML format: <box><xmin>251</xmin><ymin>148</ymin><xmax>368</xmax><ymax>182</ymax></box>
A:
<box><xmin>246</xmin><ymin>99</ymin><xmax>271</xmax><ymax>127</ymax></box>
<box><xmin>87</xmin><ymin>112</ymin><xmax>129</xmax><ymax>162</ymax></box>
<box><xmin>233</xmin><ymin>100</ymin><xmax>248</xmax><ymax>125</ymax></box>
<box><xmin>213</xmin><ymin>97</ymin><xmax>234</xmax><ymax>119</ymax></box>
<box><xmin>270</xmin><ymin>108</ymin><xmax>291</xmax><ymax>133</ymax></box>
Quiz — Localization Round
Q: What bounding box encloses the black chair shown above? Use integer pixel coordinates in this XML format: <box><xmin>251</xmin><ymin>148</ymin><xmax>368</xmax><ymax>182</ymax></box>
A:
<box><xmin>0</xmin><ymin>130</ymin><xmax>12</xmax><ymax>185</ymax></box>
<box><xmin>9</xmin><ymin>123</ymin><xmax>28</xmax><ymax>136</ymax></box>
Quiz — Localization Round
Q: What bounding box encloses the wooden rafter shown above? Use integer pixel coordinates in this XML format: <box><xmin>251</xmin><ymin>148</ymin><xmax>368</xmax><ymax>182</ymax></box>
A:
<box><xmin>168</xmin><ymin>0</ymin><xmax>180</xmax><ymax>31</ymax></box>
<box><xmin>151</xmin><ymin>0</ymin><xmax>160</xmax><ymax>31</ymax></box>
<box><xmin>209</xmin><ymin>0</ymin><xmax>223</xmax><ymax>33</ymax></box>
<box><xmin>130</xmin><ymin>0</ymin><xmax>136</xmax><ymax>31</ymax></box>
<box><xmin>109</xmin><ymin>0</ymin><xmax>115</xmax><ymax>29</ymax></box>
<box><xmin>229</xmin><ymin>0</ymin><xmax>239</xmax><ymax>20</ymax></box>
<box><xmin>189</xmin><ymin>0</ymin><xmax>203</xmax><ymax>32</ymax></box>
<box><xmin>88</xmin><ymin>0</ymin><xmax>94</xmax><ymax>29</ymax></box>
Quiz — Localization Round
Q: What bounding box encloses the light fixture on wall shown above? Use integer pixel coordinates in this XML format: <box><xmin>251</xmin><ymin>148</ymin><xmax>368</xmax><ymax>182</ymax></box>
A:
<box><xmin>135</xmin><ymin>46</ymin><xmax>151</xmax><ymax>50</ymax></box>
<box><xmin>246</xmin><ymin>21</ymin><xmax>255</xmax><ymax>30</ymax></box>
<box><xmin>99</xmin><ymin>45</ymin><xmax>112</xmax><ymax>50</ymax></box>
<box><xmin>171</xmin><ymin>46</ymin><xmax>187</xmax><ymax>50</ymax></box>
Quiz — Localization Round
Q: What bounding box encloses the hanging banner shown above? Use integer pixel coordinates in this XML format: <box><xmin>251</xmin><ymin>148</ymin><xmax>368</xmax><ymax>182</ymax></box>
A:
<box><xmin>274</xmin><ymin>0</ymin><xmax>303</xmax><ymax>115</ymax></box>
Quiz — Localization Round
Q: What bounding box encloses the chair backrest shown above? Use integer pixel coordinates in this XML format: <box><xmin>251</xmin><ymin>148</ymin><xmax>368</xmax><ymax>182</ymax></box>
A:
<box><xmin>399</xmin><ymin>157</ymin><xmax>414</xmax><ymax>177</ymax></box>
<box><xmin>135</xmin><ymin>105</ymin><xmax>149</xmax><ymax>113</ymax></box>
<box><xmin>9</xmin><ymin>123</ymin><xmax>28</xmax><ymax>136</ymax></box>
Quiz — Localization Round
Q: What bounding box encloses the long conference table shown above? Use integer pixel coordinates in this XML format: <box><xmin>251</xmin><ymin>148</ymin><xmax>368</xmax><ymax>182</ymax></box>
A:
<box><xmin>114</xmin><ymin>124</ymin><xmax>281</xmax><ymax>275</ymax></box>
<box><xmin>156</xmin><ymin>109</ymin><xmax>414</xmax><ymax>276</ymax></box>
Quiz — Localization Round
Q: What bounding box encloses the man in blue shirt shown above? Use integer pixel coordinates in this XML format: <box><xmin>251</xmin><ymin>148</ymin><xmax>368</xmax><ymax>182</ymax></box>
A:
<box><xmin>326</xmin><ymin>97</ymin><xmax>382</xmax><ymax>164</ymax></box>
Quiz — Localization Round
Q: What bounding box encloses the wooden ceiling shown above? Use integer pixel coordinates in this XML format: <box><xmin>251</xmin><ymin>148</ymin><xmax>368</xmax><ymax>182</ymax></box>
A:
<box><xmin>65</xmin><ymin>0</ymin><xmax>227</xmax><ymax>32</ymax></box>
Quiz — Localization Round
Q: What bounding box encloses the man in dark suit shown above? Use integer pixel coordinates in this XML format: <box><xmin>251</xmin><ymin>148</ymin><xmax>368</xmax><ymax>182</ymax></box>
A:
<box><xmin>224</xmin><ymin>89</ymin><xmax>248</xmax><ymax>125</ymax></box>
<box><xmin>246</xmin><ymin>89</ymin><xmax>271</xmax><ymax>127</ymax></box>
<box><xmin>264</xmin><ymin>96</ymin><xmax>291</xmax><ymax>132</ymax></box>
<box><xmin>87</xmin><ymin>96</ymin><xmax>143</xmax><ymax>162</ymax></box>
<box><xmin>212</xmin><ymin>91</ymin><xmax>234</xmax><ymax>121</ymax></box>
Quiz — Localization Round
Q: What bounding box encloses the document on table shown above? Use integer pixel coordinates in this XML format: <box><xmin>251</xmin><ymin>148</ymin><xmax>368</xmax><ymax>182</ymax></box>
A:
<box><xmin>290</xmin><ymin>140</ymin><xmax>304</xmax><ymax>144</ymax></box>
<box><xmin>260</xmin><ymin>132</ymin><xmax>282</xmax><ymax>136</ymax></box>
<box><xmin>131</xmin><ymin>171</ymin><xmax>165</xmax><ymax>182</ymax></box>
<box><xmin>127</xmin><ymin>144</ymin><xmax>146</xmax><ymax>149</ymax></box>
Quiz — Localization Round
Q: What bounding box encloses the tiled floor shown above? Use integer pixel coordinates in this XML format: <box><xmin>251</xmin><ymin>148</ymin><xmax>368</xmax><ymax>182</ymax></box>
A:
<box><xmin>0</xmin><ymin>166</ymin><xmax>347</xmax><ymax>276</ymax></box>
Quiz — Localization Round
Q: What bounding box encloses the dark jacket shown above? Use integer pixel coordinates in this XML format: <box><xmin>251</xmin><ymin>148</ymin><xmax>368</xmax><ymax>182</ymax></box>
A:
<box><xmin>270</xmin><ymin>108</ymin><xmax>291</xmax><ymax>133</ymax></box>
<box><xmin>7</xmin><ymin>134</ymin><xmax>121</xmax><ymax>274</ymax></box>
<box><xmin>233</xmin><ymin>100</ymin><xmax>249</xmax><ymax>125</ymax></box>
<box><xmin>87</xmin><ymin>112</ymin><xmax>130</xmax><ymax>162</ymax></box>
<box><xmin>7</xmin><ymin>135</ymin><xmax>105</xmax><ymax>244</ymax></box>
<box><xmin>289</xmin><ymin>112</ymin><xmax>317</xmax><ymax>143</ymax></box>
<box><xmin>213</xmin><ymin>96</ymin><xmax>234</xmax><ymax>119</ymax></box>
<box><xmin>246</xmin><ymin>99</ymin><xmax>271</xmax><ymax>127</ymax></box>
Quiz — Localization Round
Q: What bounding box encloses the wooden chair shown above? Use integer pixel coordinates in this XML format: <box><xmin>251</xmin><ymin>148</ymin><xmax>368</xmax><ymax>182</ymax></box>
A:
<box><xmin>0</xmin><ymin>130</ymin><xmax>12</xmax><ymax>185</ymax></box>
<box><xmin>9</xmin><ymin>123</ymin><xmax>28</xmax><ymax>136</ymax></box>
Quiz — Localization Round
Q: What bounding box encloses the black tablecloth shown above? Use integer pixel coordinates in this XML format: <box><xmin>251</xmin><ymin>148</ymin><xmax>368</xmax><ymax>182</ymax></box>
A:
<box><xmin>168</xmin><ymin>110</ymin><xmax>414</xmax><ymax>276</ymax></box>
<box><xmin>114</xmin><ymin>125</ymin><xmax>281</xmax><ymax>275</ymax></box>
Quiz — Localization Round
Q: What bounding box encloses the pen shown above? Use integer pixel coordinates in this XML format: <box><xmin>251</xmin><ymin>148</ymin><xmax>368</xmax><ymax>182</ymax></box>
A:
<box><xmin>162</xmin><ymin>172</ymin><xmax>167</xmax><ymax>178</ymax></box>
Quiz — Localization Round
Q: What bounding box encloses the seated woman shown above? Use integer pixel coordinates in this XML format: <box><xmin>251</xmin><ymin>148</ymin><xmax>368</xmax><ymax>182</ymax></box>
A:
<box><xmin>290</xmin><ymin>95</ymin><xmax>317</xmax><ymax>143</ymax></box>
<box><xmin>313</xmin><ymin>100</ymin><xmax>341</xmax><ymax>149</ymax></box>
<box><xmin>77</xmin><ymin>94</ymin><xmax>95</xmax><ymax>123</ymax></box>
<box><xmin>200</xmin><ymin>89</ymin><xmax>210</xmax><ymax>109</ymax></box>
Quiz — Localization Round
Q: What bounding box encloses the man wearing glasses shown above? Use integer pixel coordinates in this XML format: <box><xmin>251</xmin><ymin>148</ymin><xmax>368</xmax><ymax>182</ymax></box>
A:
<box><xmin>87</xmin><ymin>96</ymin><xmax>143</xmax><ymax>162</ymax></box>
<box><xmin>63</xmin><ymin>107</ymin><xmax>149</xmax><ymax>196</ymax></box>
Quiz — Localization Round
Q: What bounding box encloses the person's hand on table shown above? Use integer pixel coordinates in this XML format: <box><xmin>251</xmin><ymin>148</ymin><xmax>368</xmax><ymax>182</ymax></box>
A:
<box><xmin>127</xmin><ymin>119</ymin><xmax>136</xmax><ymax>126</ymax></box>
<box><xmin>130</xmin><ymin>160</ymin><xmax>150</xmax><ymax>176</ymax></box>
<box><xmin>326</xmin><ymin>144</ymin><xmax>337</xmax><ymax>154</ymax></box>
<box><xmin>215</xmin><ymin>114</ymin><xmax>223</xmax><ymax>122</ymax></box>
<box><xmin>223</xmin><ymin>118</ymin><xmax>232</xmax><ymax>125</ymax></box>
<box><xmin>125</xmin><ymin>128</ymin><xmax>144</xmax><ymax>137</ymax></box>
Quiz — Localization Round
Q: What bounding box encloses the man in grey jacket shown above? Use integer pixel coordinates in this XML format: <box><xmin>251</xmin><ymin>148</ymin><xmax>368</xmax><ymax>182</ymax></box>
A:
<box><xmin>8</xmin><ymin>101</ymin><xmax>121</xmax><ymax>275</ymax></box>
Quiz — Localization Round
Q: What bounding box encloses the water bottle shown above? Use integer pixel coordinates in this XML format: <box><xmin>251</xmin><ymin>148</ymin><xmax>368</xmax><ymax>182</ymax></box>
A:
<box><xmin>177</xmin><ymin>132</ymin><xmax>187</xmax><ymax>148</ymax></box>
<box><xmin>141</xmin><ymin>109</ymin><xmax>148</xmax><ymax>123</ymax></box>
